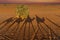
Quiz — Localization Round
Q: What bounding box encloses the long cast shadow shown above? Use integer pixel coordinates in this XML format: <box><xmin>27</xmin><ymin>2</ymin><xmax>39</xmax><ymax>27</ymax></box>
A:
<box><xmin>0</xmin><ymin>23</ymin><xmax>8</xmax><ymax>30</ymax></box>
<box><xmin>39</xmin><ymin>24</ymin><xmax>49</xmax><ymax>35</ymax></box>
<box><xmin>31</xmin><ymin>15</ymin><xmax>46</xmax><ymax>40</ymax></box>
<box><xmin>0</xmin><ymin>18</ymin><xmax>19</xmax><ymax>40</ymax></box>
<box><xmin>14</xmin><ymin>18</ymin><xmax>24</xmax><ymax>40</ymax></box>
<box><xmin>0</xmin><ymin>17</ymin><xmax>16</xmax><ymax>40</ymax></box>
<box><xmin>0</xmin><ymin>17</ymin><xmax>13</xmax><ymax>25</ymax></box>
<box><xmin>20</xmin><ymin>15</ymin><xmax>35</xmax><ymax>32</ymax></box>
<box><xmin>25</xmin><ymin>15</ymin><xmax>35</xmax><ymax>32</ymax></box>
<box><xmin>35</xmin><ymin>15</ymin><xmax>59</xmax><ymax>40</ymax></box>
<box><xmin>0</xmin><ymin>17</ymin><xmax>14</xmax><ymax>30</ymax></box>
<box><xmin>39</xmin><ymin>24</ymin><xmax>50</xmax><ymax>40</ymax></box>
<box><xmin>2</xmin><ymin>19</ymin><xmax>17</xmax><ymax>34</ymax></box>
<box><xmin>31</xmin><ymin>26</ymin><xmax>39</xmax><ymax>40</ymax></box>
<box><xmin>35</xmin><ymin>15</ymin><xmax>49</xmax><ymax>35</ymax></box>
<box><xmin>34</xmin><ymin>15</ymin><xmax>45</xmax><ymax>40</ymax></box>
<box><xmin>35</xmin><ymin>15</ymin><xmax>46</xmax><ymax>35</ymax></box>
<box><xmin>46</xmin><ymin>17</ymin><xmax>60</xmax><ymax>28</ymax></box>
<box><xmin>4</xmin><ymin>24</ymin><xmax>19</xmax><ymax>40</ymax></box>
<box><xmin>13</xmin><ymin>17</ymin><xmax>24</xmax><ymax>34</ymax></box>
<box><xmin>4</xmin><ymin>17</ymin><xmax>24</xmax><ymax>40</ymax></box>
<box><xmin>5</xmin><ymin>25</ymin><xmax>19</xmax><ymax>40</ymax></box>
<box><xmin>19</xmin><ymin>15</ymin><xmax>35</xmax><ymax>40</ymax></box>
<box><xmin>23</xmin><ymin>23</ymin><xmax>27</xmax><ymax>40</ymax></box>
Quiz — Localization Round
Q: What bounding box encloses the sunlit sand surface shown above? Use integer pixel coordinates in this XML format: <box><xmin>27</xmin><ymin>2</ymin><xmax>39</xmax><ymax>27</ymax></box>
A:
<box><xmin>0</xmin><ymin>4</ymin><xmax>60</xmax><ymax>40</ymax></box>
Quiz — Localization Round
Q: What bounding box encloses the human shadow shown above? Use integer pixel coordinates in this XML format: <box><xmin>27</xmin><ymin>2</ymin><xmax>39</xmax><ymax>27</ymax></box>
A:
<box><xmin>35</xmin><ymin>15</ymin><xmax>45</xmax><ymax>32</ymax></box>
<box><xmin>35</xmin><ymin>15</ymin><xmax>45</xmax><ymax>23</ymax></box>
<box><xmin>23</xmin><ymin>22</ymin><xmax>27</xmax><ymax>40</ymax></box>
<box><xmin>0</xmin><ymin>17</ymin><xmax>13</xmax><ymax>25</ymax></box>
<box><xmin>20</xmin><ymin>15</ymin><xmax>35</xmax><ymax>40</ymax></box>
<box><xmin>20</xmin><ymin>15</ymin><xmax>35</xmax><ymax>32</ymax></box>
<box><xmin>13</xmin><ymin>17</ymin><xmax>24</xmax><ymax>40</ymax></box>
<box><xmin>35</xmin><ymin>15</ymin><xmax>59</xmax><ymax>40</ymax></box>
<box><xmin>35</xmin><ymin>15</ymin><xmax>48</xmax><ymax>33</ymax></box>
<box><xmin>0</xmin><ymin>19</ymin><xmax>17</xmax><ymax>40</ymax></box>
<box><xmin>33</xmin><ymin>15</ymin><xmax>46</xmax><ymax>40</ymax></box>
<box><xmin>0</xmin><ymin>17</ymin><xmax>14</xmax><ymax>30</ymax></box>
<box><xmin>3</xmin><ymin>17</ymin><xmax>24</xmax><ymax>40</ymax></box>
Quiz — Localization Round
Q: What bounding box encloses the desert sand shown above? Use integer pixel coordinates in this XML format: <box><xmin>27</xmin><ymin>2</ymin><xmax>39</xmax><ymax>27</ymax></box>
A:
<box><xmin>0</xmin><ymin>4</ymin><xmax>60</xmax><ymax>40</ymax></box>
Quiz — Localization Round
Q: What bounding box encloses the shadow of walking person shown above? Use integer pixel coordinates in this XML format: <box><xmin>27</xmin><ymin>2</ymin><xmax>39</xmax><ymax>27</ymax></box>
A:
<box><xmin>12</xmin><ymin>17</ymin><xmax>25</xmax><ymax>40</ymax></box>
<box><xmin>0</xmin><ymin>17</ymin><xmax>13</xmax><ymax>25</ymax></box>
<box><xmin>20</xmin><ymin>15</ymin><xmax>35</xmax><ymax>40</ymax></box>
<box><xmin>34</xmin><ymin>15</ymin><xmax>46</xmax><ymax>40</ymax></box>
<box><xmin>0</xmin><ymin>17</ymin><xmax>14</xmax><ymax>30</ymax></box>
<box><xmin>35</xmin><ymin>15</ymin><xmax>59</xmax><ymax>40</ymax></box>
<box><xmin>35</xmin><ymin>15</ymin><xmax>45</xmax><ymax>23</ymax></box>
<box><xmin>0</xmin><ymin>18</ymin><xmax>23</xmax><ymax>40</ymax></box>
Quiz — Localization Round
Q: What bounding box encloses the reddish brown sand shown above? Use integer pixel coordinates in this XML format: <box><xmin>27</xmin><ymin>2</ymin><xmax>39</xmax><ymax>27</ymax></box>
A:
<box><xmin>0</xmin><ymin>4</ymin><xmax>60</xmax><ymax>40</ymax></box>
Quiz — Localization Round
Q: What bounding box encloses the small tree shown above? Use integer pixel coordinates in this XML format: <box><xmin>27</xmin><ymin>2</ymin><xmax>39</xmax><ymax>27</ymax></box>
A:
<box><xmin>16</xmin><ymin>5</ymin><xmax>29</xmax><ymax>19</ymax></box>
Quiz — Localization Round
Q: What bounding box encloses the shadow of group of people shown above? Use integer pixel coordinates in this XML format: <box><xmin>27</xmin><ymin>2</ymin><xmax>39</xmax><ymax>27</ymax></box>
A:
<box><xmin>0</xmin><ymin>15</ymin><xmax>45</xmax><ymax>40</ymax></box>
<box><xmin>0</xmin><ymin>15</ymin><xmax>60</xmax><ymax>40</ymax></box>
<box><xmin>0</xmin><ymin>15</ymin><xmax>45</xmax><ymax>31</ymax></box>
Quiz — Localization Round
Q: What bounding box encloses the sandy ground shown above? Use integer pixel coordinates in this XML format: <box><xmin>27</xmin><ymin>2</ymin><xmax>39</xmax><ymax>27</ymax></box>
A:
<box><xmin>0</xmin><ymin>4</ymin><xmax>60</xmax><ymax>40</ymax></box>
